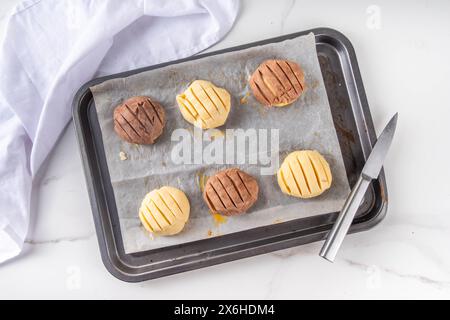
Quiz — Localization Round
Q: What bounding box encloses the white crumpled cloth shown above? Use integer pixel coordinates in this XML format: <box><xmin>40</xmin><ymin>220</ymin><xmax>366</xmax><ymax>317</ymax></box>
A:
<box><xmin>0</xmin><ymin>0</ymin><xmax>239</xmax><ymax>263</ymax></box>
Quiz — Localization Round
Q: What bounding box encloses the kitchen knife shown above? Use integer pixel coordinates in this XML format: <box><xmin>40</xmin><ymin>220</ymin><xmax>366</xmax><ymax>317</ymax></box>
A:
<box><xmin>319</xmin><ymin>113</ymin><xmax>398</xmax><ymax>262</ymax></box>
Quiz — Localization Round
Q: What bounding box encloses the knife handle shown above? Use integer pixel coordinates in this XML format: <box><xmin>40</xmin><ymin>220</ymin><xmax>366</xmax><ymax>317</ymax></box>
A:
<box><xmin>319</xmin><ymin>175</ymin><xmax>371</xmax><ymax>262</ymax></box>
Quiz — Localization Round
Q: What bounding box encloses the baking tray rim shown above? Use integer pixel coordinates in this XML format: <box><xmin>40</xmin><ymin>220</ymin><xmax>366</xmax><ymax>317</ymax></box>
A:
<box><xmin>72</xmin><ymin>27</ymin><xmax>387</xmax><ymax>282</ymax></box>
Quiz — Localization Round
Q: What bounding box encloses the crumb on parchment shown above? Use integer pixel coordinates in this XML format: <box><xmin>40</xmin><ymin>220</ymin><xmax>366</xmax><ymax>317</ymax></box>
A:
<box><xmin>119</xmin><ymin>151</ymin><xmax>128</xmax><ymax>161</ymax></box>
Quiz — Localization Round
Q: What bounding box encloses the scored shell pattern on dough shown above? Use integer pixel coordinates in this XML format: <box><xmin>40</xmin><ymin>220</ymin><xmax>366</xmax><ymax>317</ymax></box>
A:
<box><xmin>277</xmin><ymin>150</ymin><xmax>332</xmax><ymax>198</ymax></box>
<box><xmin>139</xmin><ymin>186</ymin><xmax>190</xmax><ymax>236</ymax></box>
<box><xmin>176</xmin><ymin>80</ymin><xmax>231</xmax><ymax>129</ymax></box>
<box><xmin>114</xmin><ymin>96</ymin><xmax>166</xmax><ymax>144</ymax></box>
<box><xmin>249</xmin><ymin>59</ymin><xmax>306</xmax><ymax>107</ymax></box>
<box><xmin>203</xmin><ymin>168</ymin><xmax>259</xmax><ymax>216</ymax></box>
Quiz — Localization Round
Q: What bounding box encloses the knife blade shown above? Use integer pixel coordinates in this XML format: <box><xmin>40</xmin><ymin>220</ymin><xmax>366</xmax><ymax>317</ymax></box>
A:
<box><xmin>319</xmin><ymin>113</ymin><xmax>398</xmax><ymax>262</ymax></box>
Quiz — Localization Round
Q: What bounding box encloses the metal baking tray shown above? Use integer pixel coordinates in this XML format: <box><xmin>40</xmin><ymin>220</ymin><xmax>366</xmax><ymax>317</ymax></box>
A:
<box><xmin>73</xmin><ymin>28</ymin><xmax>387</xmax><ymax>282</ymax></box>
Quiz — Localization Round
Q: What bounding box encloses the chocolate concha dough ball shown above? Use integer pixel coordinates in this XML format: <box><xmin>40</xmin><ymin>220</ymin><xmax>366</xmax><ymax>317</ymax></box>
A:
<box><xmin>113</xmin><ymin>96</ymin><xmax>166</xmax><ymax>144</ymax></box>
<box><xmin>203</xmin><ymin>168</ymin><xmax>259</xmax><ymax>216</ymax></box>
<box><xmin>249</xmin><ymin>59</ymin><xmax>306</xmax><ymax>107</ymax></box>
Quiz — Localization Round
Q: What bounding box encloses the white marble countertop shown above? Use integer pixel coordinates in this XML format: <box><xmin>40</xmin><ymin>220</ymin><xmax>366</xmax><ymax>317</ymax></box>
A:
<box><xmin>1</xmin><ymin>0</ymin><xmax>450</xmax><ymax>299</ymax></box>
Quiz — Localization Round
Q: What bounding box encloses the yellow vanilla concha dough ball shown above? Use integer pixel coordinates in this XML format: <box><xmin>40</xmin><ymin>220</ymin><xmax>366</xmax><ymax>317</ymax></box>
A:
<box><xmin>277</xmin><ymin>150</ymin><xmax>332</xmax><ymax>198</ymax></box>
<box><xmin>138</xmin><ymin>186</ymin><xmax>190</xmax><ymax>236</ymax></box>
<box><xmin>176</xmin><ymin>80</ymin><xmax>231</xmax><ymax>129</ymax></box>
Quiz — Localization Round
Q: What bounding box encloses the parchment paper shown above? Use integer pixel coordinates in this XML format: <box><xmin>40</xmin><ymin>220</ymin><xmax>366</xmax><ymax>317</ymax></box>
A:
<box><xmin>91</xmin><ymin>33</ymin><xmax>350</xmax><ymax>254</ymax></box>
